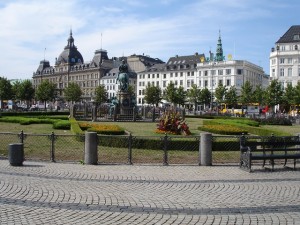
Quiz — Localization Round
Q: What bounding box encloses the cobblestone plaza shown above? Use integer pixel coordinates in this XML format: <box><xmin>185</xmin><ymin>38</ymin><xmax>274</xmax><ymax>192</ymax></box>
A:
<box><xmin>0</xmin><ymin>160</ymin><xmax>300</xmax><ymax>225</ymax></box>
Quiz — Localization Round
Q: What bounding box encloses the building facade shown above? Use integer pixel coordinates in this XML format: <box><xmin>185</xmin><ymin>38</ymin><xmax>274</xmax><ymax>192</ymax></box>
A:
<box><xmin>32</xmin><ymin>31</ymin><xmax>163</xmax><ymax>104</ymax></box>
<box><xmin>270</xmin><ymin>25</ymin><xmax>300</xmax><ymax>88</ymax></box>
<box><xmin>136</xmin><ymin>33</ymin><xmax>268</xmax><ymax>107</ymax></box>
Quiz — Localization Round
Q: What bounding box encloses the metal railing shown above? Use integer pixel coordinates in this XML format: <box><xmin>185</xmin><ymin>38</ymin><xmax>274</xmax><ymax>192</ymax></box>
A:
<box><xmin>0</xmin><ymin>131</ymin><xmax>241</xmax><ymax>165</ymax></box>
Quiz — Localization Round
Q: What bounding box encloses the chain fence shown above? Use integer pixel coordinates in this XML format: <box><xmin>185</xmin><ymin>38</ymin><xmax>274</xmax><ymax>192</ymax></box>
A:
<box><xmin>0</xmin><ymin>131</ymin><xmax>241</xmax><ymax>165</ymax></box>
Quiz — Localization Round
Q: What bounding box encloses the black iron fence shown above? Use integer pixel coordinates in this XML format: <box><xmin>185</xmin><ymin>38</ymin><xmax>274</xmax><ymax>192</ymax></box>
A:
<box><xmin>0</xmin><ymin>131</ymin><xmax>241</xmax><ymax>165</ymax></box>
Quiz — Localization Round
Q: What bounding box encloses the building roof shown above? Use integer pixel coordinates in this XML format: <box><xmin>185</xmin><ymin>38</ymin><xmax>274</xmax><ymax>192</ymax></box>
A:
<box><xmin>276</xmin><ymin>25</ymin><xmax>300</xmax><ymax>43</ymax></box>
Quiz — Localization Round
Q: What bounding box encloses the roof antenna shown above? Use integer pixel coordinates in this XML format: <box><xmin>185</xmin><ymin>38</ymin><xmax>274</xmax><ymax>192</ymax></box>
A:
<box><xmin>101</xmin><ymin>33</ymin><xmax>103</xmax><ymax>50</ymax></box>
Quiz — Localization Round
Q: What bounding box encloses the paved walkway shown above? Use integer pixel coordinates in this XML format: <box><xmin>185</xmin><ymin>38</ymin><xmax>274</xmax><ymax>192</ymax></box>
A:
<box><xmin>0</xmin><ymin>160</ymin><xmax>300</xmax><ymax>225</ymax></box>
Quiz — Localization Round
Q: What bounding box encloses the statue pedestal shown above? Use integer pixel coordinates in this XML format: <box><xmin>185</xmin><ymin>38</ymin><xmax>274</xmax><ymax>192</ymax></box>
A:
<box><xmin>116</xmin><ymin>91</ymin><xmax>135</xmax><ymax>120</ymax></box>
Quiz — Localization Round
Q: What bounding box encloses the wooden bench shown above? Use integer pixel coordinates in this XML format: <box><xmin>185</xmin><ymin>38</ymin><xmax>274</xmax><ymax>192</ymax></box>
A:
<box><xmin>240</xmin><ymin>135</ymin><xmax>300</xmax><ymax>172</ymax></box>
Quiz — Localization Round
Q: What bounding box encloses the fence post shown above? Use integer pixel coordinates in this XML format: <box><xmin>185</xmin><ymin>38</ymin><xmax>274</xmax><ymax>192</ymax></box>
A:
<box><xmin>84</xmin><ymin>132</ymin><xmax>98</xmax><ymax>165</ymax></box>
<box><xmin>19</xmin><ymin>130</ymin><xmax>24</xmax><ymax>143</ymax></box>
<box><xmin>133</xmin><ymin>107</ymin><xmax>136</xmax><ymax>122</ymax></box>
<box><xmin>200</xmin><ymin>132</ymin><xmax>212</xmax><ymax>166</ymax></box>
<box><xmin>163</xmin><ymin>134</ymin><xmax>168</xmax><ymax>166</ymax></box>
<box><xmin>128</xmin><ymin>133</ymin><xmax>133</xmax><ymax>165</ymax></box>
<box><xmin>50</xmin><ymin>132</ymin><xmax>56</xmax><ymax>162</ymax></box>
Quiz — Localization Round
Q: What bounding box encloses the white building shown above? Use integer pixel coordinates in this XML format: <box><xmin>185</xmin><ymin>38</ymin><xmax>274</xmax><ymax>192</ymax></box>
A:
<box><xmin>270</xmin><ymin>25</ymin><xmax>300</xmax><ymax>88</ymax></box>
<box><xmin>136</xmin><ymin>33</ymin><xmax>268</xmax><ymax>107</ymax></box>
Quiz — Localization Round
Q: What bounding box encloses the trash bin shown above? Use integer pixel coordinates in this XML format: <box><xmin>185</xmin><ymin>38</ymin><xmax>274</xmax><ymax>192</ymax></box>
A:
<box><xmin>8</xmin><ymin>143</ymin><xmax>24</xmax><ymax>166</ymax></box>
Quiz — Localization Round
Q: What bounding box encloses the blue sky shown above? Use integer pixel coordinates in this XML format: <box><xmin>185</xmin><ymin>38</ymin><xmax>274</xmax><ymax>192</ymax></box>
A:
<box><xmin>0</xmin><ymin>0</ymin><xmax>299</xmax><ymax>80</ymax></box>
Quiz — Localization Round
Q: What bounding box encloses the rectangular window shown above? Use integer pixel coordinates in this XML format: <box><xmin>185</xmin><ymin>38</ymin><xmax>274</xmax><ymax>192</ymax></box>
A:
<box><xmin>204</xmin><ymin>71</ymin><xmax>208</xmax><ymax>76</ymax></box>
<box><xmin>226</xmin><ymin>69</ymin><xmax>231</xmax><ymax>75</ymax></box>
<box><xmin>288</xmin><ymin>58</ymin><xmax>293</xmax><ymax>64</ymax></box>
<box><xmin>180</xmin><ymin>72</ymin><xmax>183</xmax><ymax>77</ymax></box>
<box><xmin>152</xmin><ymin>74</ymin><xmax>155</xmax><ymax>78</ymax></box>
<box><xmin>288</xmin><ymin>68</ymin><xmax>292</xmax><ymax>76</ymax></box>
<box><xmin>204</xmin><ymin>80</ymin><xmax>208</xmax><ymax>87</ymax></box>
<box><xmin>280</xmin><ymin>68</ymin><xmax>284</xmax><ymax>76</ymax></box>
<box><xmin>180</xmin><ymin>80</ymin><xmax>183</xmax><ymax>85</ymax></box>
<box><xmin>163</xmin><ymin>74</ymin><xmax>166</xmax><ymax>79</ymax></box>
<box><xmin>280</xmin><ymin>58</ymin><xmax>285</xmax><ymax>64</ymax></box>
<box><xmin>156</xmin><ymin>81</ymin><xmax>159</xmax><ymax>86</ymax></box>
<box><xmin>170</xmin><ymin>73</ymin><xmax>173</xmax><ymax>78</ymax></box>
<box><xmin>175</xmin><ymin>80</ymin><xmax>178</xmax><ymax>86</ymax></box>
<box><xmin>218</xmin><ymin>69</ymin><xmax>223</xmax><ymax>75</ymax></box>
<box><xmin>163</xmin><ymin>81</ymin><xmax>166</xmax><ymax>87</ymax></box>
<box><xmin>157</xmin><ymin>74</ymin><xmax>159</xmax><ymax>78</ymax></box>
<box><xmin>219</xmin><ymin>80</ymin><xmax>223</xmax><ymax>85</ymax></box>
<box><xmin>226</xmin><ymin>79</ymin><xmax>230</xmax><ymax>86</ymax></box>
<box><xmin>148</xmin><ymin>74</ymin><xmax>150</xmax><ymax>79</ymax></box>
<box><xmin>237</xmin><ymin>69</ymin><xmax>243</xmax><ymax>75</ymax></box>
<box><xmin>175</xmin><ymin>72</ymin><xmax>178</xmax><ymax>77</ymax></box>
<box><xmin>272</xmin><ymin>69</ymin><xmax>275</xmax><ymax>76</ymax></box>
<box><xmin>187</xmin><ymin>80</ymin><xmax>191</xmax><ymax>88</ymax></box>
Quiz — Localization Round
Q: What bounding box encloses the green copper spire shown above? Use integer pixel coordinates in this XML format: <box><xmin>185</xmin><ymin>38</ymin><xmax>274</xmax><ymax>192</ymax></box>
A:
<box><xmin>216</xmin><ymin>30</ymin><xmax>224</xmax><ymax>61</ymax></box>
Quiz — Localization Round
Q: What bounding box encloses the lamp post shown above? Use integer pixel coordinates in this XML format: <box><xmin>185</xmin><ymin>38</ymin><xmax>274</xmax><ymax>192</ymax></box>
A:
<box><xmin>210</xmin><ymin>62</ymin><xmax>215</xmax><ymax>111</ymax></box>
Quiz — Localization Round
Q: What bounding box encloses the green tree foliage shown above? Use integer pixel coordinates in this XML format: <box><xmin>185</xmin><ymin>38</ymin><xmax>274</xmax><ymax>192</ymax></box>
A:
<box><xmin>224</xmin><ymin>86</ymin><xmax>238</xmax><ymax>106</ymax></box>
<box><xmin>252</xmin><ymin>85</ymin><xmax>265</xmax><ymax>106</ymax></box>
<box><xmin>281</xmin><ymin>83</ymin><xmax>295</xmax><ymax>111</ymax></box>
<box><xmin>35</xmin><ymin>80</ymin><xmax>56</xmax><ymax>109</ymax></box>
<box><xmin>13</xmin><ymin>80</ymin><xmax>35</xmax><ymax>105</ymax></box>
<box><xmin>240</xmin><ymin>81</ymin><xmax>253</xmax><ymax>105</ymax></box>
<box><xmin>187</xmin><ymin>84</ymin><xmax>201</xmax><ymax>111</ymax></box>
<box><xmin>144</xmin><ymin>84</ymin><xmax>162</xmax><ymax>106</ymax></box>
<box><xmin>176</xmin><ymin>86</ymin><xmax>187</xmax><ymax>107</ymax></box>
<box><xmin>95</xmin><ymin>85</ymin><xmax>108</xmax><ymax>104</ymax></box>
<box><xmin>199</xmin><ymin>88</ymin><xmax>211</xmax><ymax>105</ymax></box>
<box><xmin>294</xmin><ymin>82</ymin><xmax>300</xmax><ymax>106</ymax></box>
<box><xmin>0</xmin><ymin>77</ymin><xmax>13</xmax><ymax>101</ymax></box>
<box><xmin>64</xmin><ymin>82</ymin><xmax>82</xmax><ymax>103</ymax></box>
<box><xmin>164</xmin><ymin>82</ymin><xmax>177</xmax><ymax>105</ymax></box>
<box><xmin>264</xmin><ymin>79</ymin><xmax>284</xmax><ymax>110</ymax></box>
<box><xmin>214</xmin><ymin>83</ymin><xmax>227</xmax><ymax>104</ymax></box>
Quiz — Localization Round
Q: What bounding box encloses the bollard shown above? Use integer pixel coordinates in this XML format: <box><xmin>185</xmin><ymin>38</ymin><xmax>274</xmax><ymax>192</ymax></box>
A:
<box><xmin>8</xmin><ymin>143</ymin><xmax>24</xmax><ymax>166</ymax></box>
<box><xmin>84</xmin><ymin>132</ymin><xmax>98</xmax><ymax>165</ymax></box>
<box><xmin>200</xmin><ymin>132</ymin><xmax>212</xmax><ymax>166</ymax></box>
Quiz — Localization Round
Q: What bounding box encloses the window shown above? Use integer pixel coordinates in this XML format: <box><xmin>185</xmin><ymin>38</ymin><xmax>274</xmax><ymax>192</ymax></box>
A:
<box><xmin>218</xmin><ymin>69</ymin><xmax>223</xmax><ymax>75</ymax></box>
<box><xmin>175</xmin><ymin>81</ymin><xmax>178</xmax><ymax>86</ymax></box>
<box><xmin>272</xmin><ymin>69</ymin><xmax>275</xmax><ymax>76</ymax></box>
<box><xmin>187</xmin><ymin>80</ymin><xmax>191</xmax><ymax>88</ymax></box>
<box><xmin>288</xmin><ymin>68</ymin><xmax>292</xmax><ymax>76</ymax></box>
<box><xmin>226</xmin><ymin>69</ymin><xmax>231</xmax><ymax>75</ymax></box>
<box><xmin>163</xmin><ymin>74</ymin><xmax>166</xmax><ymax>79</ymax></box>
<box><xmin>280</xmin><ymin>68</ymin><xmax>285</xmax><ymax>77</ymax></box>
<box><xmin>163</xmin><ymin>81</ymin><xmax>167</xmax><ymax>87</ymax></box>
<box><xmin>180</xmin><ymin>72</ymin><xmax>183</xmax><ymax>77</ymax></box>
<box><xmin>237</xmin><ymin>69</ymin><xmax>243</xmax><ymax>75</ymax></box>
<box><xmin>294</xmin><ymin>34</ymin><xmax>300</xmax><ymax>40</ymax></box>
<box><xmin>152</xmin><ymin>74</ymin><xmax>155</xmax><ymax>78</ymax></box>
<box><xmin>148</xmin><ymin>74</ymin><xmax>150</xmax><ymax>79</ymax></box>
<box><xmin>175</xmin><ymin>72</ymin><xmax>178</xmax><ymax>77</ymax></box>
<box><xmin>157</xmin><ymin>74</ymin><xmax>159</xmax><ymax>78</ymax></box>
<box><xmin>170</xmin><ymin>73</ymin><xmax>173</xmax><ymax>78</ymax></box>
<box><xmin>180</xmin><ymin>80</ymin><xmax>183</xmax><ymax>85</ymax></box>
<box><xmin>211</xmin><ymin>70</ymin><xmax>216</xmax><ymax>75</ymax></box>
<box><xmin>204</xmin><ymin>71</ymin><xmax>208</xmax><ymax>76</ymax></box>
<box><xmin>280</xmin><ymin>58</ymin><xmax>285</xmax><ymax>64</ymax></box>
<box><xmin>219</xmin><ymin>80</ymin><xmax>223</xmax><ymax>85</ymax></box>
<box><xmin>271</xmin><ymin>59</ymin><xmax>276</xmax><ymax>65</ymax></box>
<box><xmin>288</xmin><ymin>58</ymin><xmax>293</xmax><ymax>64</ymax></box>
<box><xmin>191</xmin><ymin>71</ymin><xmax>194</xmax><ymax>76</ymax></box>
<box><xmin>156</xmin><ymin>81</ymin><xmax>159</xmax><ymax>86</ymax></box>
<box><xmin>226</xmin><ymin>79</ymin><xmax>230</xmax><ymax>86</ymax></box>
<box><xmin>204</xmin><ymin>80</ymin><xmax>208</xmax><ymax>87</ymax></box>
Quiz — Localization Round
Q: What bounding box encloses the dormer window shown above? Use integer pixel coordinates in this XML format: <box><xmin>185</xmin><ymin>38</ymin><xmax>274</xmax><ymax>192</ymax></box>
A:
<box><xmin>293</xmin><ymin>34</ymin><xmax>300</xmax><ymax>41</ymax></box>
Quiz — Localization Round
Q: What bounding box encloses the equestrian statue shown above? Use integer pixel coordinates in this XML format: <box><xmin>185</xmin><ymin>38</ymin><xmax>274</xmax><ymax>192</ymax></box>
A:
<box><xmin>116</xmin><ymin>59</ymin><xmax>129</xmax><ymax>92</ymax></box>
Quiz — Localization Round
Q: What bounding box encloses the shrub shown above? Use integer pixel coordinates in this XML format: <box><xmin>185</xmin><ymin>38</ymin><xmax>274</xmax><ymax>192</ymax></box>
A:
<box><xmin>252</xmin><ymin>117</ymin><xmax>292</xmax><ymax>126</ymax></box>
<box><xmin>53</xmin><ymin>120</ymin><xmax>71</xmax><ymax>130</ymax></box>
<box><xmin>78</xmin><ymin>122</ymin><xmax>125</xmax><ymax>135</ymax></box>
<box><xmin>198</xmin><ymin>124</ymin><xmax>248</xmax><ymax>135</ymax></box>
<box><xmin>156</xmin><ymin>110</ymin><xmax>191</xmax><ymax>135</ymax></box>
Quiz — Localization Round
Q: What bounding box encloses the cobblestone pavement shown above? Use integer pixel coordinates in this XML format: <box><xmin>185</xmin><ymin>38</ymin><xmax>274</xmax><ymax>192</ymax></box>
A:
<box><xmin>1</xmin><ymin>160</ymin><xmax>300</xmax><ymax>225</ymax></box>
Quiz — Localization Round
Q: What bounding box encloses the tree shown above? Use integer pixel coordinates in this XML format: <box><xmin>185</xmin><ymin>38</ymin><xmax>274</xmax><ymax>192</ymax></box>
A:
<box><xmin>281</xmin><ymin>83</ymin><xmax>295</xmax><ymax>112</ymax></box>
<box><xmin>294</xmin><ymin>82</ymin><xmax>300</xmax><ymax>106</ymax></box>
<box><xmin>187</xmin><ymin>84</ymin><xmax>201</xmax><ymax>113</ymax></box>
<box><xmin>176</xmin><ymin>86</ymin><xmax>187</xmax><ymax>107</ymax></box>
<box><xmin>64</xmin><ymin>82</ymin><xmax>82</xmax><ymax>103</ymax></box>
<box><xmin>0</xmin><ymin>77</ymin><xmax>13</xmax><ymax>102</ymax></box>
<box><xmin>199</xmin><ymin>88</ymin><xmax>211</xmax><ymax>107</ymax></box>
<box><xmin>214</xmin><ymin>83</ymin><xmax>227</xmax><ymax>104</ymax></box>
<box><xmin>35</xmin><ymin>80</ymin><xmax>56</xmax><ymax>109</ymax></box>
<box><xmin>13</xmin><ymin>80</ymin><xmax>35</xmax><ymax>107</ymax></box>
<box><xmin>164</xmin><ymin>82</ymin><xmax>178</xmax><ymax>106</ymax></box>
<box><xmin>94</xmin><ymin>85</ymin><xmax>108</xmax><ymax>105</ymax></box>
<box><xmin>264</xmin><ymin>79</ymin><xmax>284</xmax><ymax>112</ymax></box>
<box><xmin>224</xmin><ymin>86</ymin><xmax>238</xmax><ymax>106</ymax></box>
<box><xmin>252</xmin><ymin>85</ymin><xmax>265</xmax><ymax>106</ymax></box>
<box><xmin>144</xmin><ymin>85</ymin><xmax>162</xmax><ymax>106</ymax></box>
<box><xmin>240</xmin><ymin>81</ymin><xmax>253</xmax><ymax>105</ymax></box>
